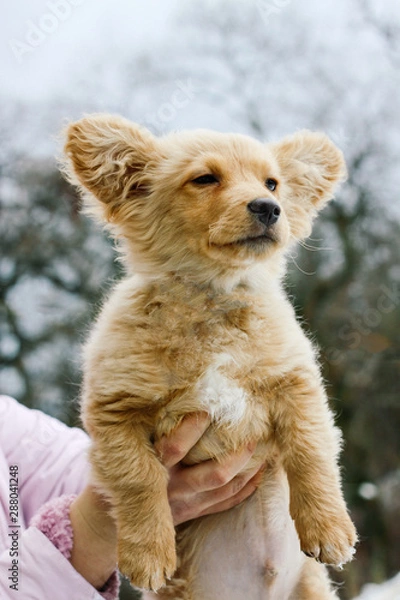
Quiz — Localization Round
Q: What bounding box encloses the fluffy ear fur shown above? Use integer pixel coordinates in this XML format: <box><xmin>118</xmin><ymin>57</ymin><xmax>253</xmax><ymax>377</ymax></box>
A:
<box><xmin>62</xmin><ymin>114</ymin><xmax>159</xmax><ymax>222</ymax></box>
<box><xmin>272</xmin><ymin>131</ymin><xmax>347</xmax><ymax>240</ymax></box>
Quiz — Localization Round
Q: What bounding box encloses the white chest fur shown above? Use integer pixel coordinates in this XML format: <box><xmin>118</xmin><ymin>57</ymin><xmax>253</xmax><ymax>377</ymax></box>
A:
<box><xmin>196</xmin><ymin>353</ymin><xmax>248</xmax><ymax>426</ymax></box>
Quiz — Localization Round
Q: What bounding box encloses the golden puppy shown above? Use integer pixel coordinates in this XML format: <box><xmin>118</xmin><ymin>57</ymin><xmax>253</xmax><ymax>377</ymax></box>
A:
<box><xmin>62</xmin><ymin>115</ymin><xmax>357</xmax><ymax>600</ymax></box>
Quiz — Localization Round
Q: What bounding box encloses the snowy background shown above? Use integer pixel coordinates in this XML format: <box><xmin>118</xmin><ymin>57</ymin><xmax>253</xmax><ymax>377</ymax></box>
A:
<box><xmin>1</xmin><ymin>1</ymin><xmax>399</xmax><ymax>598</ymax></box>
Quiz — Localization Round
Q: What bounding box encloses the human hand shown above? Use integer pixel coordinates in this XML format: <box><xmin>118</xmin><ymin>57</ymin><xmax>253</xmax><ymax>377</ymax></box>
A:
<box><xmin>155</xmin><ymin>412</ymin><xmax>265</xmax><ymax>526</ymax></box>
<box><xmin>69</xmin><ymin>413</ymin><xmax>263</xmax><ymax>591</ymax></box>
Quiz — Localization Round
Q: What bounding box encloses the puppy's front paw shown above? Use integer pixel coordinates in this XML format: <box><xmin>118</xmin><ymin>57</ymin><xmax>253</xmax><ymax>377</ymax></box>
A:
<box><xmin>118</xmin><ymin>530</ymin><xmax>177</xmax><ymax>590</ymax></box>
<box><xmin>297</xmin><ymin>509</ymin><xmax>357</xmax><ymax>567</ymax></box>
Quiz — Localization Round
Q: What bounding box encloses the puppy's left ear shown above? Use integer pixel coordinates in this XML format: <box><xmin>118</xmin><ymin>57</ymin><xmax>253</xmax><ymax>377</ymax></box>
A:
<box><xmin>272</xmin><ymin>131</ymin><xmax>347</xmax><ymax>238</ymax></box>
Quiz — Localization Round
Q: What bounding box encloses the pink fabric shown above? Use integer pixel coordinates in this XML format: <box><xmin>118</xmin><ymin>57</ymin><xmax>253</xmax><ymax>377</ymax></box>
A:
<box><xmin>30</xmin><ymin>494</ymin><xmax>76</xmax><ymax>560</ymax></box>
<box><xmin>30</xmin><ymin>493</ymin><xmax>120</xmax><ymax>599</ymax></box>
<box><xmin>98</xmin><ymin>570</ymin><xmax>121</xmax><ymax>600</ymax></box>
<box><xmin>0</xmin><ymin>395</ymin><xmax>120</xmax><ymax>599</ymax></box>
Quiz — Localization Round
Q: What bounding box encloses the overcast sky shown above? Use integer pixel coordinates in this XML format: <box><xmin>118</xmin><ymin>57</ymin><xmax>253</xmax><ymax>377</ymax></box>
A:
<box><xmin>2</xmin><ymin>0</ymin><xmax>400</xmax><ymax>170</ymax></box>
<box><xmin>2</xmin><ymin>0</ymin><xmax>400</xmax><ymax>105</ymax></box>
<box><xmin>1</xmin><ymin>0</ymin><xmax>179</xmax><ymax>101</ymax></box>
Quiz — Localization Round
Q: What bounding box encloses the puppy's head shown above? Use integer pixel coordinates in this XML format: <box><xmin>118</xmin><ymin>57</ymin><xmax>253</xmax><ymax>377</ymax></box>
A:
<box><xmin>62</xmin><ymin>115</ymin><xmax>346</xmax><ymax>278</ymax></box>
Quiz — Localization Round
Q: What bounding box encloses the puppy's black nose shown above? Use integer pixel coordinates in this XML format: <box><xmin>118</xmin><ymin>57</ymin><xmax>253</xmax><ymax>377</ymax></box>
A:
<box><xmin>247</xmin><ymin>198</ymin><xmax>281</xmax><ymax>227</ymax></box>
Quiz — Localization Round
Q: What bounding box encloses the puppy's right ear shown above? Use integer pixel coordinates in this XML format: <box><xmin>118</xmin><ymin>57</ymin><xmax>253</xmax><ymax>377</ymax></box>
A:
<box><xmin>62</xmin><ymin>114</ymin><xmax>159</xmax><ymax>218</ymax></box>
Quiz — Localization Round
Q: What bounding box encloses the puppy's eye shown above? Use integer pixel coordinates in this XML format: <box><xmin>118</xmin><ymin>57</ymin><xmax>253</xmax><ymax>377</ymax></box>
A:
<box><xmin>265</xmin><ymin>178</ymin><xmax>278</xmax><ymax>192</ymax></box>
<box><xmin>192</xmin><ymin>174</ymin><xmax>219</xmax><ymax>185</ymax></box>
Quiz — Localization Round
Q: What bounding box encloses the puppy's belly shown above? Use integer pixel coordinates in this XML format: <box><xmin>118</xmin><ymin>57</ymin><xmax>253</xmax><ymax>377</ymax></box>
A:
<box><xmin>188</xmin><ymin>466</ymin><xmax>304</xmax><ymax>600</ymax></box>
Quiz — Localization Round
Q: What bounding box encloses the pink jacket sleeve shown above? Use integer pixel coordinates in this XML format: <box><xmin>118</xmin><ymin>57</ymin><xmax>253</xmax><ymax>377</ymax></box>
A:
<box><xmin>0</xmin><ymin>395</ymin><xmax>108</xmax><ymax>599</ymax></box>
<box><xmin>0</xmin><ymin>395</ymin><xmax>90</xmax><ymax>527</ymax></box>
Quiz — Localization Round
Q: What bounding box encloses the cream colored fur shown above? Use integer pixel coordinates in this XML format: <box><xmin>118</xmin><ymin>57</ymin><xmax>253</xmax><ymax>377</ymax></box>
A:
<box><xmin>62</xmin><ymin>114</ymin><xmax>357</xmax><ymax>599</ymax></box>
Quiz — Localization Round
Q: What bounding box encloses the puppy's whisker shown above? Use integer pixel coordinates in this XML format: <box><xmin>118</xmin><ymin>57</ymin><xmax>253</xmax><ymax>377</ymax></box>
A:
<box><xmin>298</xmin><ymin>239</ymin><xmax>334</xmax><ymax>252</ymax></box>
<box><xmin>298</xmin><ymin>241</ymin><xmax>320</xmax><ymax>252</ymax></box>
<box><xmin>289</xmin><ymin>253</ymin><xmax>317</xmax><ymax>276</ymax></box>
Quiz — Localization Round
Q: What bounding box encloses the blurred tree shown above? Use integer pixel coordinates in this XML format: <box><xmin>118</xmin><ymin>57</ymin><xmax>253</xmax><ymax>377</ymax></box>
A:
<box><xmin>0</xmin><ymin>155</ymin><xmax>121</xmax><ymax>425</ymax></box>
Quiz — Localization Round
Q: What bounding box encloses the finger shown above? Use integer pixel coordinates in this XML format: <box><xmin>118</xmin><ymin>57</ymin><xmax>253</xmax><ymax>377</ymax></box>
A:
<box><xmin>176</xmin><ymin>443</ymin><xmax>257</xmax><ymax>494</ymax></box>
<box><xmin>169</xmin><ymin>463</ymin><xmax>260</xmax><ymax>525</ymax></box>
<box><xmin>155</xmin><ymin>412</ymin><xmax>210</xmax><ymax>468</ymax></box>
<box><xmin>172</xmin><ymin>466</ymin><xmax>264</xmax><ymax>525</ymax></box>
<box><xmin>197</xmin><ymin>467</ymin><xmax>264</xmax><ymax>518</ymax></box>
<box><xmin>194</xmin><ymin>461</ymin><xmax>264</xmax><ymax>513</ymax></box>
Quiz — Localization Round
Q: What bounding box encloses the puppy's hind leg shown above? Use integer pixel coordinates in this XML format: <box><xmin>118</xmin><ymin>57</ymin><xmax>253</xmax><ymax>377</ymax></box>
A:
<box><xmin>291</xmin><ymin>558</ymin><xmax>339</xmax><ymax>600</ymax></box>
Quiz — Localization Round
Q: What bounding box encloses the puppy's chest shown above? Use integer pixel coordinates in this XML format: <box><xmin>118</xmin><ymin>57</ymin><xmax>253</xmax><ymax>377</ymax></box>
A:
<box><xmin>147</xmin><ymin>289</ymin><xmax>262</xmax><ymax>369</ymax></box>
<box><xmin>145</xmin><ymin>287</ymin><xmax>290</xmax><ymax>425</ymax></box>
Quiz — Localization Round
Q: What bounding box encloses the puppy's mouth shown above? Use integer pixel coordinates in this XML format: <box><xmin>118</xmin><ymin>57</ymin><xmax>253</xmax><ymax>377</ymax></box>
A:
<box><xmin>208</xmin><ymin>221</ymin><xmax>280</xmax><ymax>253</ymax></box>
<box><xmin>218</xmin><ymin>230</ymin><xmax>278</xmax><ymax>250</ymax></box>
<box><xmin>231</xmin><ymin>232</ymin><xmax>277</xmax><ymax>246</ymax></box>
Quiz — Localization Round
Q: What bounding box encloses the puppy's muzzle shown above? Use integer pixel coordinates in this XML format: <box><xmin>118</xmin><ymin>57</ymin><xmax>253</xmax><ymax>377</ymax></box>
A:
<box><xmin>247</xmin><ymin>198</ymin><xmax>281</xmax><ymax>227</ymax></box>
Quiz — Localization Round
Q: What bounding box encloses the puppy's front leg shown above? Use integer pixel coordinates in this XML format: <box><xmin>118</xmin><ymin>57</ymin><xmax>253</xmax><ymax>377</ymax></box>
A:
<box><xmin>273</xmin><ymin>369</ymin><xmax>357</xmax><ymax>567</ymax></box>
<box><xmin>87</xmin><ymin>413</ymin><xmax>176</xmax><ymax>591</ymax></box>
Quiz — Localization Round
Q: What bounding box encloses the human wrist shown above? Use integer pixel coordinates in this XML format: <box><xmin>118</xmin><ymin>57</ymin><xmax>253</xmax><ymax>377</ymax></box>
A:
<box><xmin>69</xmin><ymin>486</ymin><xmax>118</xmax><ymax>590</ymax></box>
